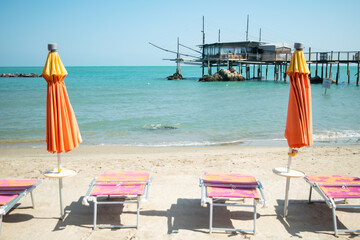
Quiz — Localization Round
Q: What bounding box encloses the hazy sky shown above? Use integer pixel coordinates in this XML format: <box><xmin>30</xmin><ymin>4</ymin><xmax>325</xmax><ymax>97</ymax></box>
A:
<box><xmin>1</xmin><ymin>0</ymin><xmax>359</xmax><ymax>66</ymax></box>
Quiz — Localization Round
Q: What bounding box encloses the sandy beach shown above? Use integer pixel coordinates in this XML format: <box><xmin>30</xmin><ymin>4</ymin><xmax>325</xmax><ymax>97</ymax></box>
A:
<box><xmin>0</xmin><ymin>145</ymin><xmax>359</xmax><ymax>239</ymax></box>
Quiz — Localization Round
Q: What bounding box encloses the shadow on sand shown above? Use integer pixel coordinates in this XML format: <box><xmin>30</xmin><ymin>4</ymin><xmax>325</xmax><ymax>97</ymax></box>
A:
<box><xmin>52</xmin><ymin>197</ymin><xmax>262</xmax><ymax>237</ymax></box>
<box><xmin>274</xmin><ymin>199</ymin><xmax>360</xmax><ymax>238</ymax></box>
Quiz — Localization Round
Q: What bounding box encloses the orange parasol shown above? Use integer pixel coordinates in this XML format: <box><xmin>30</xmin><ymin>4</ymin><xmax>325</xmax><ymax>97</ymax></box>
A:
<box><xmin>285</xmin><ymin>43</ymin><xmax>313</xmax><ymax>149</ymax></box>
<box><xmin>273</xmin><ymin>43</ymin><xmax>313</xmax><ymax>217</ymax></box>
<box><xmin>42</xmin><ymin>43</ymin><xmax>82</xmax><ymax>219</ymax></box>
<box><xmin>42</xmin><ymin>44</ymin><xmax>82</xmax><ymax>157</ymax></box>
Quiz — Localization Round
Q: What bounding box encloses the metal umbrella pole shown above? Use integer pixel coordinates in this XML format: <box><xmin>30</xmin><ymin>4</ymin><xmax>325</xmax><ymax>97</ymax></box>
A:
<box><xmin>57</xmin><ymin>153</ymin><xmax>64</xmax><ymax>219</ymax></box>
<box><xmin>283</xmin><ymin>148</ymin><xmax>293</xmax><ymax>217</ymax></box>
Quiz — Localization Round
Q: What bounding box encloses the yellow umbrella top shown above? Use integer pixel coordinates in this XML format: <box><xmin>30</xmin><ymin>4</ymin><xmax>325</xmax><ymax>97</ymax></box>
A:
<box><xmin>286</xmin><ymin>50</ymin><xmax>310</xmax><ymax>75</ymax></box>
<box><xmin>42</xmin><ymin>51</ymin><xmax>68</xmax><ymax>83</ymax></box>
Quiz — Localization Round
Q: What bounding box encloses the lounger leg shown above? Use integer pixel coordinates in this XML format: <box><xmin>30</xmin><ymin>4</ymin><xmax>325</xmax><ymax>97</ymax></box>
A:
<box><xmin>0</xmin><ymin>215</ymin><xmax>2</xmax><ymax>238</ymax></box>
<box><xmin>93</xmin><ymin>199</ymin><xmax>97</xmax><ymax>230</ymax></box>
<box><xmin>308</xmin><ymin>186</ymin><xmax>313</xmax><ymax>203</ymax></box>
<box><xmin>200</xmin><ymin>181</ymin><xmax>204</xmax><ymax>205</ymax></box>
<box><xmin>136</xmin><ymin>200</ymin><xmax>140</xmax><ymax>229</ymax></box>
<box><xmin>253</xmin><ymin>200</ymin><xmax>257</xmax><ymax>235</ymax></box>
<box><xmin>209</xmin><ymin>202</ymin><xmax>213</xmax><ymax>233</ymax></box>
<box><xmin>30</xmin><ymin>191</ymin><xmax>36</xmax><ymax>209</ymax></box>
<box><xmin>332</xmin><ymin>208</ymin><xmax>338</xmax><ymax>237</ymax></box>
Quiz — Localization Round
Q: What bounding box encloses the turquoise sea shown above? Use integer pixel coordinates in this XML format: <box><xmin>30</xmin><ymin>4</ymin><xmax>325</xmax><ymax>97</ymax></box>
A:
<box><xmin>0</xmin><ymin>66</ymin><xmax>359</xmax><ymax>148</ymax></box>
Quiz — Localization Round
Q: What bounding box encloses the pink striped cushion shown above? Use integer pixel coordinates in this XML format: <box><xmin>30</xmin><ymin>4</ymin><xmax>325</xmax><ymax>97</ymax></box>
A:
<box><xmin>0</xmin><ymin>191</ymin><xmax>22</xmax><ymax>195</ymax></box>
<box><xmin>204</xmin><ymin>173</ymin><xmax>259</xmax><ymax>199</ymax></box>
<box><xmin>91</xmin><ymin>171</ymin><xmax>149</xmax><ymax>196</ymax></box>
<box><xmin>91</xmin><ymin>184</ymin><xmax>145</xmax><ymax>196</ymax></box>
<box><xmin>95</xmin><ymin>171</ymin><xmax>149</xmax><ymax>183</ymax></box>
<box><xmin>320</xmin><ymin>185</ymin><xmax>360</xmax><ymax>199</ymax></box>
<box><xmin>306</xmin><ymin>175</ymin><xmax>360</xmax><ymax>185</ymax></box>
<box><xmin>0</xmin><ymin>180</ymin><xmax>39</xmax><ymax>191</ymax></box>
<box><xmin>207</xmin><ymin>186</ymin><xmax>260</xmax><ymax>199</ymax></box>
<box><xmin>0</xmin><ymin>194</ymin><xmax>19</xmax><ymax>206</ymax></box>
<box><xmin>306</xmin><ymin>175</ymin><xmax>360</xmax><ymax>199</ymax></box>
<box><xmin>203</xmin><ymin>173</ymin><xmax>258</xmax><ymax>185</ymax></box>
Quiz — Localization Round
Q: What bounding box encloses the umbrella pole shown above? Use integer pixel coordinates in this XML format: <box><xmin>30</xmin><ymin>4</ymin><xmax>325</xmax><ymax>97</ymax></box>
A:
<box><xmin>57</xmin><ymin>153</ymin><xmax>62</xmax><ymax>172</ymax></box>
<box><xmin>284</xmin><ymin>177</ymin><xmax>291</xmax><ymax>217</ymax></box>
<box><xmin>59</xmin><ymin>178</ymin><xmax>64</xmax><ymax>219</ymax></box>
<box><xmin>284</xmin><ymin>148</ymin><xmax>293</xmax><ymax>217</ymax></box>
<box><xmin>57</xmin><ymin>153</ymin><xmax>64</xmax><ymax>219</ymax></box>
<box><xmin>286</xmin><ymin>147</ymin><xmax>292</xmax><ymax>172</ymax></box>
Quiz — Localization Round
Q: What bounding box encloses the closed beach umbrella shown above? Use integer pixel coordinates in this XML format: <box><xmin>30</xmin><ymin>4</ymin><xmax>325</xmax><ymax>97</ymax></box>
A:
<box><xmin>282</xmin><ymin>42</ymin><xmax>313</xmax><ymax>217</ymax></box>
<box><xmin>42</xmin><ymin>43</ymin><xmax>82</xmax><ymax>219</ymax></box>
<box><xmin>42</xmin><ymin>44</ymin><xmax>82</xmax><ymax>156</ymax></box>
<box><xmin>285</xmin><ymin>43</ymin><xmax>313</xmax><ymax>149</ymax></box>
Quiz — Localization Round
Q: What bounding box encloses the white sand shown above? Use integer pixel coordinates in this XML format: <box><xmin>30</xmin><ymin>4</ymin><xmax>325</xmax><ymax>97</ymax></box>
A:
<box><xmin>0</xmin><ymin>145</ymin><xmax>359</xmax><ymax>239</ymax></box>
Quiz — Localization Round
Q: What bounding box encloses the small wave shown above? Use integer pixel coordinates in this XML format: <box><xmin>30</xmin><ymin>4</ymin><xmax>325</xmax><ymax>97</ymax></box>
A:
<box><xmin>0</xmin><ymin>138</ymin><xmax>44</xmax><ymax>145</ymax></box>
<box><xmin>272</xmin><ymin>138</ymin><xmax>286</xmax><ymax>141</ymax></box>
<box><xmin>123</xmin><ymin>139</ymin><xmax>244</xmax><ymax>147</ymax></box>
<box><xmin>141</xmin><ymin>123</ymin><xmax>180</xmax><ymax>130</ymax></box>
<box><xmin>314</xmin><ymin>130</ymin><xmax>360</xmax><ymax>140</ymax></box>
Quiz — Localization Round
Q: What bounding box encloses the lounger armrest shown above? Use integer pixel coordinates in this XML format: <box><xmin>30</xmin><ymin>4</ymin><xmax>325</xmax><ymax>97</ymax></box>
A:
<box><xmin>82</xmin><ymin>178</ymin><xmax>97</xmax><ymax>206</ymax></box>
<box><xmin>82</xmin><ymin>196</ymin><xmax>90</xmax><ymax>206</ymax></box>
<box><xmin>199</xmin><ymin>177</ymin><xmax>207</xmax><ymax>207</ymax></box>
<box><xmin>257</xmin><ymin>198</ymin><xmax>268</xmax><ymax>208</ymax></box>
<box><xmin>0</xmin><ymin>208</ymin><xmax>5</xmax><ymax>215</ymax></box>
<box><xmin>257</xmin><ymin>180</ymin><xmax>267</xmax><ymax>208</ymax></box>
<box><xmin>140</xmin><ymin>193</ymin><xmax>148</xmax><ymax>202</ymax></box>
<box><xmin>82</xmin><ymin>196</ymin><xmax>96</xmax><ymax>206</ymax></box>
<box><xmin>140</xmin><ymin>176</ymin><xmax>152</xmax><ymax>202</ymax></box>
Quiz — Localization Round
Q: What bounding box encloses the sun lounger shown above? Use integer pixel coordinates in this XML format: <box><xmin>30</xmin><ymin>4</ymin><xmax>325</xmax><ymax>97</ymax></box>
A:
<box><xmin>82</xmin><ymin>171</ymin><xmax>151</xmax><ymax>229</ymax></box>
<box><xmin>0</xmin><ymin>179</ymin><xmax>41</xmax><ymax>237</ymax></box>
<box><xmin>199</xmin><ymin>173</ymin><xmax>266</xmax><ymax>234</ymax></box>
<box><xmin>305</xmin><ymin>174</ymin><xmax>360</xmax><ymax>236</ymax></box>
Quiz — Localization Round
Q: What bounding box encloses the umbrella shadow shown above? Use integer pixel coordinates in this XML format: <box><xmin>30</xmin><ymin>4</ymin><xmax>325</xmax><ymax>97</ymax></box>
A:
<box><xmin>274</xmin><ymin>199</ymin><xmax>360</xmax><ymax>237</ymax></box>
<box><xmin>141</xmin><ymin>198</ymin><xmax>260</xmax><ymax>236</ymax></box>
<box><xmin>141</xmin><ymin>198</ymin><xmax>209</xmax><ymax>234</ymax></box>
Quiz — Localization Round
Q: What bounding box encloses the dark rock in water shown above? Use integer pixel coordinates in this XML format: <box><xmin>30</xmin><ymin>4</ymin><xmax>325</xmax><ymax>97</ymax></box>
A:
<box><xmin>163</xmin><ymin>126</ymin><xmax>177</xmax><ymax>129</ymax></box>
<box><xmin>0</xmin><ymin>73</ymin><xmax>40</xmax><ymax>78</ymax></box>
<box><xmin>310</xmin><ymin>76</ymin><xmax>336</xmax><ymax>84</ymax></box>
<box><xmin>199</xmin><ymin>67</ymin><xmax>245</xmax><ymax>82</ymax></box>
<box><xmin>167</xmin><ymin>72</ymin><xmax>184</xmax><ymax>80</ymax></box>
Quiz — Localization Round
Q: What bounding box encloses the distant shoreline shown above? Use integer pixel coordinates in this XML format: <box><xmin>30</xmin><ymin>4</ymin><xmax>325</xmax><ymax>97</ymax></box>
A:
<box><xmin>0</xmin><ymin>137</ymin><xmax>358</xmax><ymax>149</ymax></box>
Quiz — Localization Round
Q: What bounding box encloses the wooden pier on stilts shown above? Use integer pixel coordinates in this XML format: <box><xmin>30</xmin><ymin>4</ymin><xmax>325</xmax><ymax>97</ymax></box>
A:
<box><xmin>194</xmin><ymin>47</ymin><xmax>360</xmax><ymax>85</ymax></box>
<box><xmin>150</xmin><ymin>15</ymin><xmax>360</xmax><ymax>85</ymax></box>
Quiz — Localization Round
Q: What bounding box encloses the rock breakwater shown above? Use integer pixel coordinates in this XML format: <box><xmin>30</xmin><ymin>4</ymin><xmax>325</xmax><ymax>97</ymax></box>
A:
<box><xmin>167</xmin><ymin>72</ymin><xmax>184</xmax><ymax>80</ymax></box>
<box><xmin>0</xmin><ymin>73</ymin><xmax>40</xmax><ymax>77</ymax></box>
<box><xmin>199</xmin><ymin>67</ymin><xmax>245</xmax><ymax>82</ymax></box>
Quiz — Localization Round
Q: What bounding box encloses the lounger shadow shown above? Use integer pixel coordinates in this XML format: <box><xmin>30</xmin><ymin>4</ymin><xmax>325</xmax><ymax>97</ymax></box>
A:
<box><xmin>53</xmin><ymin>197</ymin><xmax>135</xmax><ymax>231</ymax></box>
<box><xmin>0</xmin><ymin>179</ymin><xmax>41</xmax><ymax>238</ymax></box>
<box><xmin>275</xmin><ymin>199</ymin><xmax>349</xmax><ymax>237</ymax></box>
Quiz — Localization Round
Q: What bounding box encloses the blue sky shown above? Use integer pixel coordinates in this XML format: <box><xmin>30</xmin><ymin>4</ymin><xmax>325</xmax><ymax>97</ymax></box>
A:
<box><xmin>1</xmin><ymin>0</ymin><xmax>359</xmax><ymax>66</ymax></box>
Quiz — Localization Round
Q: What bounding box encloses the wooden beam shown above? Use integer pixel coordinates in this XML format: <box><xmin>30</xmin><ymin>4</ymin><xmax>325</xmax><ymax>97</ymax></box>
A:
<box><xmin>357</xmin><ymin>51</ymin><xmax>360</xmax><ymax>86</ymax></box>
<box><xmin>347</xmin><ymin>52</ymin><xmax>350</xmax><ymax>84</ymax></box>
<box><xmin>266</xmin><ymin>64</ymin><xmax>268</xmax><ymax>80</ymax></box>
<box><xmin>308</xmin><ymin>48</ymin><xmax>311</xmax><ymax>78</ymax></box>
<box><xmin>336</xmin><ymin>52</ymin><xmax>340</xmax><ymax>84</ymax></box>
<box><xmin>329</xmin><ymin>51</ymin><xmax>333</xmax><ymax>79</ymax></box>
<box><xmin>315</xmin><ymin>52</ymin><xmax>318</xmax><ymax>76</ymax></box>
